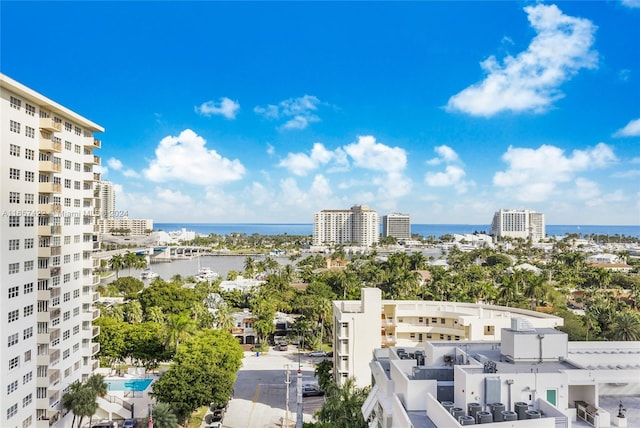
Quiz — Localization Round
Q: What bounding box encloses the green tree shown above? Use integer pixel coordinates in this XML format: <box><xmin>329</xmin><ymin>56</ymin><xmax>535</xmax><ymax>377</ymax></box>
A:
<box><xmin>314</xmin><ymin>378</ymin><xmax>369</xmax><ymax>428</ymax></box>
<box><xmin>109</xmin><ymin>254</ymin><xmax>125</xmax><ymax>279</ymax></box>
<box><xmin>610</xmin><ymin>310</ymin><xmax>640</xmax><ymax>341</ymax></box>
<box><xmin>151</xmin><ymin>330</ymin><xmax>243</xmax><ymax>424</ymax></box>
<box><xmin>127</xmin><ymin>322</ymin><xmax>168</xmax><ymax>372</ymax></box>
<box><xmin>94</xmin><ymin>316</ymin><xmax>128</xmax><ymax>369</ymax></box>
<box><xmin>164</xmin><ymin>312</ymin><xmax>197</xmax><ymax>351</ymax></box>
<box><xmin>61</xmin><ymin>375</ymin><xmax>105</xmax><ymax>428</ymax></box>
<box><xmin>124</xmin><ymin>300</ymin><xmax>143</xmax><ymax>324</ymax></box>
<box><xmin>151</xmin><ymin>402</ymin><xmax>179</xmax><ymax>428</ymax></box>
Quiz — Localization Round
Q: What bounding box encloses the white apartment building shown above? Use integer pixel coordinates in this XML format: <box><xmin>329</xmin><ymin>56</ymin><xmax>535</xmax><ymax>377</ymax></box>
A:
<box><xmin>98</xmin><ymin>217</ymin><xmax>153</xmax><ymax>236</ymax></box>
<box><xmin>1</xmin><ymin>74</ymin><xmax>102</xmax><ymax>428</ymax></box>
<box><xmin>490</xmin><ymin>209</ymin><xmax>546</xmax><ymax>242</ymax></box>
<box><xmin>95</xmin><ymin>180</ymin><xmax>115</xmax><ymax>220</ymax></box>
<box><xmin>382</xmin><ymin>213</ymin><xmax>411</xmax><ymax>241</ymax></box>
<box><xmin>332</xmin><ymin>288</ymin><xmax>563</xmax><ymax>387</ymax></box>
<box><xmin>313</xmin><ymin>205</ymin><xmax>379</xmax><ymax>247</ymax></box>
<box><xmin>363</xmin><ymin>321</ymin><xmax>640</xmax><ymax>428</ymax></box>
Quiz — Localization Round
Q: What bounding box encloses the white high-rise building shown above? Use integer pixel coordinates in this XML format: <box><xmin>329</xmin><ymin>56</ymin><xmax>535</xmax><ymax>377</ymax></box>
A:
<box><xmin>490</xmin><ymin>209</ymin><xmax>545</xmax><ymax>242</ymax></box>
<box><xmin>382</xmin><ymin>212</ymin><xmax>411</xmax><ymax>241</ymax></box>
<box><xmin>313</xmin><ymin>204</ymin><xmax>379</xmax><ymax>247</ymax></box>
<box><xmin>1</xmin><ymin>74</ymin><xmax>102</xmax><ymax>427</ymax></box>
<box><xmin>95</xmin><ymin>180</ymin><xmax>115</xmax><ymax>220</ymax></box>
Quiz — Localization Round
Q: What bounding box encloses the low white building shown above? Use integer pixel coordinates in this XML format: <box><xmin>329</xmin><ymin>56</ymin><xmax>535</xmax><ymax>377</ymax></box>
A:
<box><xmin>362</xmin><ymin>319</ymin><xmax>640</xmax><ymax>428</ymax></box>
<box><xmin>333</xmin><ymin>288</ymin><xmax>563</xmax><ymax>387</ymax></box>
<box><xmin>219</xmin><ymin>276</ymin><xmax>265</xmax><ymax>293</ymax></box>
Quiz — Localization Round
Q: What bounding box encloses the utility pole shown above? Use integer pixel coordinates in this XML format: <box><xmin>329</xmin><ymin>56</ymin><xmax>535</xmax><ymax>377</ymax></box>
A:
<box><xmin>285</xmin><ymin>364</ymin><xmax>291</xmax><ymax>427</ymax></box>
<box><xmin>296</xmin><ymin>368</ymin><xmax>303</xmax><ymax>428</ymax></box>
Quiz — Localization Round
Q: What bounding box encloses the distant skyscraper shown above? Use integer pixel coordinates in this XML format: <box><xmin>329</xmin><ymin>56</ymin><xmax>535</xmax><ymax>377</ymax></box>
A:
<box><xmin>96</xmin><ymin>180</ymin><xmax>115</xmax><ymax>219</ymax></box>
<box><xmin>490</xmin><ymin>209</ymin><xmax>545</xmax><ymax>242</ymax></box>
<box><xmin>313</xmin><ymin>205</ymin><xmax>379</xmax><ymax>247</ymax></box>
<box><xmin>1</xmin><ymin>73</ymin><xmax>102</xmax><ymax>427</ymax></box>
<box><xmin>382</xmin><ymin>213</ymin><xmax>411</xmax><ymax>241</ymax></box>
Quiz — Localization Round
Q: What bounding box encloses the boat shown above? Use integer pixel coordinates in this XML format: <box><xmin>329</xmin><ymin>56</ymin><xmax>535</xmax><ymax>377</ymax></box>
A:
<box><xmin>196</xmin><ymin>267</ymin><xmax>219</xmax><ymax>282</ymax></box>
<box><xmin>140</xmin><ymin>268</ymin><xmax>159</xmax><ymax>280</ymax></box>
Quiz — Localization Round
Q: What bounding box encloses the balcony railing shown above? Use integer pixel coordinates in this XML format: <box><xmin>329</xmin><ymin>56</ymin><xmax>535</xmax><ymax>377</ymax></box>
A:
<box><xmin>39</xmin><ymin>135</ymin><xmax>62</xmax><ymax>152</ymax></box>
<box><xmin>39</xmin><ymin>117</ymin><xmax>62</xmax><ymax>133</ymax></box>
<box><xmin>38</xmin><ymin>204</ymin><xmax>62</xmax><ymax>214</ymax></box>
<box><xmin>38</xmin><ymin>182</ymin><xmax>62</xmax><ymax>194</ymax></box>
<box><xmin>39</xmin><ymin>160</ymin><xmax>62</xmax><ymax>173</ymax></box>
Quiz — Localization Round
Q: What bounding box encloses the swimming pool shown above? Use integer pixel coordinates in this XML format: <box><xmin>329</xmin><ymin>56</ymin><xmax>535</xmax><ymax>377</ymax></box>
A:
<box><xmin>105</xmin><ymin>378</ymin><xmax>153</xmax><ymax>392</ymax></box>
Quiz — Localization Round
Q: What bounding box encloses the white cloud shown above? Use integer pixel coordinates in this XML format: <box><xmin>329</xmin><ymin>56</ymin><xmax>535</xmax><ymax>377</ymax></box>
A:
<box><xmin>94</xmin><ymin>165</ymin><xmax>108</xmax><ymax>175</ymax></box>
<box><xmin>156</xmin><ymin>187</ymin><xmax>193</xmax><ymax>205</ymax></box>
<box><xmin>254</xmin><ymin>95</ymin><xmax>322</xmax><ymax>130</ymax></box>
<box><xmin>574</xmin><ymin>177</ymin><xmax>600</xmax><ymax>200</ymax></box>
<box><xmin>446</xmin><ymin>4</ymin><xmax>597</xmax><ymax>116</ymax></box>
<box><xmin>612</xmin><ymin>169</ymin><xmax>640</xmax><ymax>179</ymax></box>
<box><xmin>107</xmin><ymin>158</ymin><xmax>123</xmax><ymax>170</ymax></box>
<box><xmin>622</xmin><ymin>0</ymin><xmax>640</xmax><ymax>8</ymax></box>
<box><xmin>279</xmin><ymin>142</ymin><xmax>338</xmax><ymax>176</ymax></box>
<box><xmin>427</xmin><ymin>145</ymin><xmax>460</xmax><ymax>165</ymax></box>
<box><xmin>613</xmin><ymin>118</ymin><xmax>640</xmax><ymax>137</ymax></box>
<box><xmin>143</xmin><ymin>129</ymin><xmax>245</xmax><ymax>185</ymax></box>
<box><xmin>122</xmin><ymin>169</ymin><xmax>140</xmax><ymax>178</ymax></box>
<box><xmin>266</xmin><ymin>144</ymin><xmax>275</xmax><ymax>156</ymax></box>
<box><xmin>195</xmin><ymin>97</ymin><xmax>240</xmax><ymax>119</ymax></box>
<box><xmin>344</xmin><ymin>135</ymin><xmax>406</xmax><ymax>173</ymax></box>
<box><xmin>493</xmin><ymin>143</ymin><xmax>617</xmax><ymax>202</ymax></box>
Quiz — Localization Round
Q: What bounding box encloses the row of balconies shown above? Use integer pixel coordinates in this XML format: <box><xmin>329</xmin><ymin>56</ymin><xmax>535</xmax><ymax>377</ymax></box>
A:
<box><xmin>40</xmin><ymin>134</ymin><xmax>62</xmax><ymax>153</ymax></box>
<box><xmin>37</xmin><ymin>203</ymin><xmax>62</xmax><ymax>214</ymax></box>
<box><xmin>38</xmin><ymin>225</ymin><xmax>62</xmax><ymax>236</ymax></box>
<box><xmin>39</xmin><ymin>160</ymin><xmax>62</xmax><ymax>173</ymax></box>
<box><xmin>37</xmin><ymin>266</ymin><xmax>61</xmax><ymax>279</ymax></box>
<box><xmin>39</xmin><ymin>182</ymin><xmax>62</xmax><ymax>194</ymax></box>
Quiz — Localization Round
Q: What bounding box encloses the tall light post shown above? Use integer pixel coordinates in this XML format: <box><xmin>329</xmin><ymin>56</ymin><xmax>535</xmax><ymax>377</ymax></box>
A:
<box><xmin>296</xmin><ymin>335</ymin><xmax>303</xmax><ymax>428</ymax></box>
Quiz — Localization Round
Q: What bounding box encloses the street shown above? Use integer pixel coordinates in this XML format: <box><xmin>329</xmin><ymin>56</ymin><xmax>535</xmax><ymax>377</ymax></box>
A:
<box><xmin>217</xmin><ymin>346</ymin><xmax>327</xmax><ymax>428</ymax></box>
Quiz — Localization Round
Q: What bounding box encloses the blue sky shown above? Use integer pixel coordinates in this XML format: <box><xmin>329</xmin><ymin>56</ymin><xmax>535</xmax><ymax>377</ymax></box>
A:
<box><xmin>2</xmin><ymin>1</ymin><xmax>639</xmax><ymax>225</ymax></box>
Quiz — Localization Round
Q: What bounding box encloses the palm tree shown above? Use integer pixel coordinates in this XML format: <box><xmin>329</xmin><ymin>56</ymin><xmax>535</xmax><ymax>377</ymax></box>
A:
<box><xmin>61</xmin><ymin>381</ymin><xmax>99</xmax><ymax>428</ymax></box>
<box><xmin>244</xmin><ymin>256</ymin><xmax>256</xmax><ymax>277</ymax></box>
<box><xmin>315</xmin><ymin>378</ymin><xmax>369</xmax><ymax>428</ymax></box>
<box><xmin>146</xmin><ymin>306</ymin><xmax>165</xmax><ymax>324</ymax></box>
<box><xmin>85</xmin><ymin>374</ymin><xmax>107</xmax><ymax>428</ymax></box>
<box><xmin>152</xmin><ymin>402</ymin><xmax>179</xmax><ymax>428</ymax></box>
<box><xmin>214</xmin><ymin>304</ymin><xmax>236</xmax><ymax>331</ymax></box>
<box><xmin>124</xmin><ymin>301</ymin><xmax>143</xmax><ymax>324</ymax></box>
<box><xmin>610</xmin><ymin>311</ymin><xmax>640</xmax><ymax>341</ymax></box>
<box><xmin>124</xmin><ymin>251</ymin><xmax>138</xmax><ymax>276</ymax></box>
<box><xmin>109</xmin><ymin>254</ymin><xmax>125</xmax><ymax>279</ymax></box>
<box><xmin>164</xmin><ymin>312</ymin><xmax>196</xmax><ymax>351</ymax></box>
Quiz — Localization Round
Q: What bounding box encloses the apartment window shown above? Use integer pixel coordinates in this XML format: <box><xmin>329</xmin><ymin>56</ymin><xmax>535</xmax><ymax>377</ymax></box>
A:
<box><xmin>22</xmin><ymin>415</ymin><xmax>33</xmax><ymax>428</ymax></box>
<box><xmin>64</xmin><ymin>198</ymin><xmax>71</xmax><ymax>207</ymax></box>
<box><xmin>74</xmin><ymin>162</ymin><xmax>81</xmax><ymax>172</ymax></box>
<box><xmin>25</xmin><ymin>171</ymin><xmax>34</xmax><ymax>182</ymax></box>
<box><xmin>23</xmin><ymin>283</ymin><xmax>33</xmax><ymax>294</ymax></box>
<box><xmin>74</xmin><ymin>216</ymin><xmax>80</xmax><ymax>225</ymax></box>
<box><xmin>484</xmin><ymin>325</ymin><xmax>495</xmax><ymax>335</ymax></box>
<box><xmin>74</xmin><ymin>199</ymin><xmax>80</xmax><ymax>207</ymax></box>
<box><xmin>22</xmin><ymin>372</ymin><xmax>32</xmax><ymax>385</ymax></box>
<box><xmin>24</xmin><ymin>261</ymin><xmax>33</xmax><ymax>271</ymax></box>
<box><xmin>9</xmin><ymin>192</ymin><xmax>19</xmax><ymax>203</ymax></box>
<box><xmin>63</xmin><ymin>349</ymin><xmax>70</xmax><ymax>360</ymax></box>
<box><xmin>73</xmin><ymin>289</ymin><xmax>80</xmax><ymax>298</ymax></box>
<box><xmin>9</xmin><ymin>216</ymin><xmax>19</xmax><ymax>227</ymax></box>
<box><xmin>24</xmin><ymin>148</ymin><xmax>34</xmax><ymax>160</ymax></box>
<box><xmin>7</xmin><ymin>380</ymin><xmax>18</xmax><ymax>394</ymax></box>
<box><xmin>74</xmin><ymin>126</ymin><xmax>81</xmax><ymax>136</ymax></box>
<box><xmin>24</xmin><ymin>193</ymin><xmax>34</xmax><ymax>204</ymax></box>
<box><xmin>24</xmin><ymin>216</ymin><xmax>34</xmax><ymax>227</ymax></box>
<box><xmin>73</xmin><ymin>307</ymin><xmax>80</xmax><ymax>316</ymax></box>
<box><xmin>73</xmin><ymin>253</ymin><xmax>80</xmax><ymax>262</ymax></box>
<box><xmin>8</xmin><ymin>286</ymin><xmax>19</xmax><ymax>298</ymax></box>
<box><xmin>65</xmin><ymin>140</ymin><xmax>72</xmax><ymax>150</ymax></box>
<box><xmin>64</xmin><ymin>122</ymin><xmax>72</xmax><ymax>132</ymax></box>
<box><xmin>64</xmin><ymin>216</ymin><xmax>71</xmax><ymax>226</ymax></box>
<box><xmin>23</xmin><ymin>350</ymin><xmax>30</xmax><ymax>362</ymax></box>
<box><xmin>418</xmin><ymin>317</ymin><xmax>424</xmax><ymax>323</ymax></box>
<box><xmin>9</xmin><ymin>168</ymin><xmax>20</xmax><ymax>180</ymax></box>
<box><xmin>74</xmin><ymin>180</ymin><xmax>80</xmax><ymax>190</ymax></box>
<box><xmin>25</xmin><ymin>126</ymin><xmax>35</xmax><ymax>138</ymax></box>
<box><xmin>9</xmin><ymin>263</ymin><xmax>19</xmax><ymax>274</ymax></box>
<box><xmin>63</xmin><ymin>292</ymin><xmax>70</xmax><ymax>302</ymax></box>
<box><xmin>64</xmin><ymin>367</ymin><xmax>71</xmax><ymax>378</ymax></box>
<box><xmin>24</xmin><ymin>239</ymin><xmax>34</xmax><ymax>249</ymax></box>
<box><xmin>64</xmin><ymin>179</ymin><xmax>71</xmax><ymax>189</ymax></box>
<box><xmin>22</xmin><ymin>394</ymin><xmax>32</xmax><ymax>408</ymax></box>
<box><xmin>439</xmin><ymin>334</ymin><xmax>444</xmax><ymax>340</ymax></box>
<box><xmin>7</xmin><ymin>403</ymin><xmax>18</xmax><ymax>419</ymax></box>
<box><xmin>74</xmin><ymin>235</ymin><xmax>80</xmax><ymax>243</ymax></box>
<box><xmin>9</xmin><ymin>356</ymin><xmax>19</xmax><ymax>370</ymax></box>
<box><xmin>63</xmin><ymin>330</ymin><xmax>70</xmax><ymax>341</ymax></box>
<box><xmin>8</xmin><ymin>333</ymin><xmax>19</xmax><ymax>347</ymax></box>
<box><xmin>63</xmin><ymin>311</ymin><xmax>70</xmax><ymax>321</ymax></box>
<box><xmin>23</xmin><ymin>327</ymin><xmax>32</xmax><ymax>340</ymax></box>
<box><xmin>410</xmin><ymin>333</ymin><xmax>416</xmax><ymax>339</ymax></box>
<box><xmin>9</xmin><ymin>240</ymin><xmax>20</xmax><ymax>251</ymax></box>
<box><xmin>73</xmin><ymin>325</ymin><xmax>80</xmax><ymax>335</ymax></box>
<box><xmin>10</xmin><ymin>120</ymin><xmax>20</xmax><ymax>133</ymax></box>
<box><xmin>73</xmin><ymin>343</ymin><xmax>79</xmax><ymax>353</ymax></box>
<box><xmin>25</xmin><ymin>103</ymin><xmax>35</xmax><ymax>116</ymax></box>
<box><xmin>64</xmin><ymin>160</ymin><xmax>71</xmax><ymax>169</ymax></box>
<box><xmin>74</xmin><ymin>144</ymin><xmax>81</xmax><ymax>154</ymax></box>
<box><xmin>36</xmin><ymin>388</ymin><xmax>46</xmax><ymax>399</ymax></box>
<box><xmin>426</xmin><ymin>333</ymin><xmax>432</xmax><ymax>339</ymax></box>
<box><xmin>10</xmin><ymin>96</ymin><xmax>21</xmax><ymax>109</ymax></box>
<box><xmin>9</xmin><ymin>144</ymin><xmax>20</xmax><ymax>156</ymax></box>
<box><xmin>23</xmin><ymin>305</ymin><xmax>33</xmax><ymax>317</ymax></box>
<box><xmin>440</xmin><ymin>318</ymin><xmax>446</xmax><ymax>324</ymax></box>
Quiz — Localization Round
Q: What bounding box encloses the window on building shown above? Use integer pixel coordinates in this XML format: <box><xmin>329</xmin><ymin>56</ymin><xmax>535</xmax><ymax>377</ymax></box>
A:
<box><xmin>73</xmin><ymin>325</ymin><xmax>79</xmax><ymax>335</ymax></box>
<box><xmin>22</xmin><ymin>394</ymin><xmax>32</xmax><ymax>408</ymax></box>
<box><xmin>9</xmin><ymin>356</ymin><xmax>19</xmax><ymax>370</ymax></box>
<box><xmin>8</xmin><ymin>333</ymin><xmax>19</xmax><ymax>347</ymax></box>
<box><xmin>8</xmin><ymin>286</ymin><xmax>19</xmax><ymax>298</ymax></box>
<box><xmin>24</xmin><ymin>149</ymin><xmax>34</xmax><ymax>160</ymax></box>
<box><xmin>24</xmin><ymin>193</ymin><xmax>34</xmax><ymax>204</ymax></box>
<box><xmin>9</xmin><ymin>120</ymin><xmax>20</xmax><ymax>133</ymax></box>
<box><xmin>9</xmin><ymin>240</ymin><xmax>20</xmax><ymax>251</ymax></box>
<box><xmin>10</xmin><ymin>96</ymin><xmax>21</xmax><ymax>109</ymax></box>
<box><xmin>24</xmin><ymin>217</ymin><xmax>33</xmax><ymax>227</ymax></box>
<box><xmin>24</xmin><ymin>171</ymin><xmax>34</xmax><ymax>181</ymax></box>
<box><xmin>64</xmin><ymin>179</ymin><xmax>71</xmax><ymax>189</ymax></box>
<box><xmin>9</xmin><ymin>144</ymin><xmax>20</xmax><ymax>156</ymax></box>
<box><xmin>9</xmin><ymin>216</ymin><xmax>20</xmax><ymax>227</ymax></box>
<box><xmin>25</xmin><ymin>126</ymin><xmax>35</xmax><ymax>138</ymax></box>
<box><xmin>7</xmin><ymin>403</ymin><xmax>18</xmax><ymax>419</ymax></box>
<box><xmin>22</xmin><ymin>372</ymin><xmax>32</xmax><ymax>385</ymax></box>
<box><xmin>64</xmin><ymin>122</ymin><xmax>72</xmax><ymax>132</ymax></box>
<box><xmin>23</xmin><ymin>327</ymin><xmax>32</xmax><ymax>340</ymax></box>
<box><xmin>25</xmin><ymin>103</ymin><xmax>35</xmax><ymax>116</ymax></box>
<box><xmin>23</xmin><ymin>283</ymin><xmax>33</xmax><ymax>294</ymax></box>
<box><xmin>24</xmin><ymin>261</ymin><xmax>33</xmax><ymax>271</ymax></box>
<box><xmin>484</xmin><ymin>325</ymin><xmax>495</xmax><ymax>335</ymax></box>
<box><xmin>24</xmin><ymin>239</ymin><xmax>34</xmax><ymax>249</ymax></box>
<box><xmin>9</xmin><ymin>168</ymin><xmax>20</xmax><ymax>180</ymax></box>
<box><xmin>9</xmin><ymin>192</ymin><xmax>20</xmax><ymax>203</ymax></box>
<box><xmin>23</xmin><ymin>305</ymin><xmax>33</xmax><ymax>317</ymax></box>
<box><xmin>65</xmin><ymin>141</ymin><xmax>72</xmax><ymax>150</ymax></box>
<box><xmin>9</xmin><ymin>263</ymin><xmax>19</xmax><ymax>274</ymax></box>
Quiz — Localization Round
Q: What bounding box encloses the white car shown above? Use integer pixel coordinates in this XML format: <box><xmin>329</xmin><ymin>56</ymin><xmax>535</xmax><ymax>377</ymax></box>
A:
<box><xmin>308</xmin><ymin>350</ymin><xmax>327</xmax><ymax>357</ymax></box>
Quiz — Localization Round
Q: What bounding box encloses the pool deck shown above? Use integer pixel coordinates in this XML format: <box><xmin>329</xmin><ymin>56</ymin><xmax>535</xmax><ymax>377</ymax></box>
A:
<box><xmin>96</xmin><ymin>369</ymin><xmax>159</xmax><ymax>419</ymax></box>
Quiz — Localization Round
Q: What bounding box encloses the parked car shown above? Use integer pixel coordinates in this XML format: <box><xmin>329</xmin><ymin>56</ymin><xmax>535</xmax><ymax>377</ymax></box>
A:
<box><xmin>308</xmin><ymin>350</ymin><xmax>327</xmax><ymax>357</ymax></box>
<box><xmin>123</xmin><ymin>419</ymin><xmax>137</xmax><ymax>428</ymax></box>
<box><xmin>302</xmin><ymin>385</ymin><xmax>325</xmax><ymax>397</ymax></box>
<box><xmin>278</xmin><ymin>342</ymin><xmax>288</xmax><ymax>351</ymax></box>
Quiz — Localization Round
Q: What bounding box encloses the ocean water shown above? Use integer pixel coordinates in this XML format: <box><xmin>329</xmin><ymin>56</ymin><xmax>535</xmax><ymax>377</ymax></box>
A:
<box><xmin>155</xmin><ymin>223</ymin><xmax>640</xmax><ymax>238</ymax></box>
